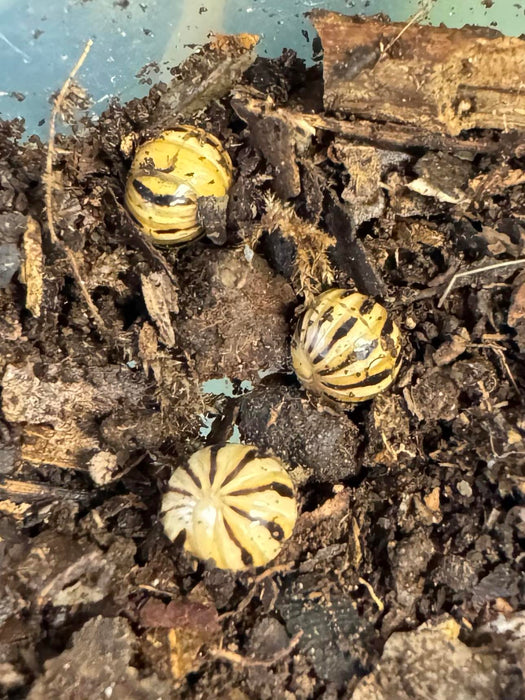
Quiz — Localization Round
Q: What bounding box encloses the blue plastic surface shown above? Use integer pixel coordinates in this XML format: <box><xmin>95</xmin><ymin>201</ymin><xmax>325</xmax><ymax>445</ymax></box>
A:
<box><xmin>0</xmin><ymin>0</ymin><xmax>524</xmax><ymax>136</ymax></box>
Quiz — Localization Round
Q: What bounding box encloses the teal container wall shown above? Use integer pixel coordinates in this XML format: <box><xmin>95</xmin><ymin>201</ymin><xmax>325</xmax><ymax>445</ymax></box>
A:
<box><xmin>0</xmin><ymin>0</ymin><xmax>524</xmax><ymax>136</ymax></box>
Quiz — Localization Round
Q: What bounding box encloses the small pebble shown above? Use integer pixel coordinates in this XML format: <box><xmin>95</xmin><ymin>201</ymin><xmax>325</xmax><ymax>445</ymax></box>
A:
<box><xmin>457</xmin><ymin>480</ymin><xmax>472</xmax><ymax>497</ymax></box>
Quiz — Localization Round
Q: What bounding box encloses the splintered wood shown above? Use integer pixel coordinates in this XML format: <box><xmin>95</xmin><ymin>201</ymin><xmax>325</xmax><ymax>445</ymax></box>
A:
<box><xmin>310</xmin><ymin>10</ymin><xmax>525</xmax><ymax>136</ymax></box>
<box><xmin>20</xmin><ymin>216</ymin><xmax>43</xmax><ymax>317</ymax></box>
<box><xmin>151</xmin><ymin>32</ymin><xmax>259</xmax><ymax>126</ymax></box>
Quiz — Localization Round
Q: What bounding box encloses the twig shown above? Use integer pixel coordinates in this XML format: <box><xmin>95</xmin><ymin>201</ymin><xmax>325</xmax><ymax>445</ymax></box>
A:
<box><xmin>210</xmin><ymin>630</ymin><xmax>303</xmax><ymax>668</ymax></box>
<box><xmin>378</xmin><ymin>6</ymin><xmax>429</xmax><ymax>61</ymax></box>
<box><xmin>438</xmin><ymin>258</ymin><xmax>525</xmax><ymax>308</ymax></box>
<box><xmin>45</xmin><ymin>39</ymin><xmax>93</xmax><ymax>244</ymax></box>
<box><xmin>45</xmin><ymin>39</ymin><xmax>107</xmax><ymax>331</ymax></box>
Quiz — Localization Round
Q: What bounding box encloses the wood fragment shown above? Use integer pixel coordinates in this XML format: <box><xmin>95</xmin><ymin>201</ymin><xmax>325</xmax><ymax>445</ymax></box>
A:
<box><xmin>151</xmin><ymin>33</ymin><xmax>259</xmax><ymax>126</ymax></box>
<box><xmin>21</xmin><ymin>423</ymin><xmax>100</xmax><ymax>471</ymax></box>
<box><xmin>0</xmin><ymin>477</ymin><xmax>90</xmax><ymax>503</ymax></box>
<box><xmin>232</xmin><ymin>94</ymin><xmax>315</xmax><ymax>200</ymax></box>
<box><xmin>140</xmin><ymin>270</ymin><xmax>179</xmax><ymax>348</ymax></box>
<box><xmin>232</xmin><ymin>88</ymin><xmax>516</xmax><ymax>160</ymax></box>
<box><xmin>310</xmin><ymin>10</ymin><xmax>525</xmax><ymax>136</ymax></box>
<box><xmin>20</xmin><ymin>216</ymin><xmax>43</xmax><ymax>317</ymax></box>
<box><xmin>508</xmin><ymin>276</ymin><xmax>525</xmax><ymax>347</ymax></box>
<box><xmin>0</xmin><ymin>498</ymin><xmax>32</xmax><ymax>520</ymax></box>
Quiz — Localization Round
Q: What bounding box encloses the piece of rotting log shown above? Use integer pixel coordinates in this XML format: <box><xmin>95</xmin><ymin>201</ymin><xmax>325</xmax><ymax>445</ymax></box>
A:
<box><xmin>309</xmin><ymin>10</ymin><xmax>525</xmax><ymax>136</ymax></box>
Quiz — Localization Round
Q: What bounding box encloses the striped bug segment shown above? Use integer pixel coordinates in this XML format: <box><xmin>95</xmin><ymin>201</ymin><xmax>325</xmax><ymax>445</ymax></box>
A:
<box><xmin>124</xmin><ymin>125</ymin><xmax>233</xmax><ymax>246</ymax></box>
<box><xmin>161</xmin><ymin>443</ymin><xmax>297</xmax><ymax>571</ymax></box>
<box><xmin>291</xmin><ymin>289</ymin><xmax>402</xmax><ymax>403</ymax></box>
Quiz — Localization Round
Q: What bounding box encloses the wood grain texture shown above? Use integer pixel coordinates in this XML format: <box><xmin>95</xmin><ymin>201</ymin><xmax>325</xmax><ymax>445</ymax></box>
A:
<box><xmin>310</xmin><ymin>10</ymin><xmax>525</xmax><ymax>135</ymax></box>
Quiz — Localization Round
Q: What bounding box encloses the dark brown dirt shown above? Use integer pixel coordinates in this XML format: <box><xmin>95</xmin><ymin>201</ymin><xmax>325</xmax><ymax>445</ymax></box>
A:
<box><xmin>0</xmin><ymin>19</ymin><xmax>524</xmax><ymax>700</ymax></box>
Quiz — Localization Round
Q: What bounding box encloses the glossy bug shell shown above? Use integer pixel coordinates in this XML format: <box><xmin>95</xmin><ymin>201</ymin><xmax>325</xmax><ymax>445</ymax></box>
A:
<box><xmin>291</xmin><ymin>289</ymin><xmax>402</xmax><ymax>403</ymax></box>
<box><xmin>124</xmin><ymin>126</ymin><xmax>233</xmax><ymax>245</ymax></box>
<box><xmin>161</xmin><ymin>443</ymin><xmax>297</xmax><ymax>571</ymax></box>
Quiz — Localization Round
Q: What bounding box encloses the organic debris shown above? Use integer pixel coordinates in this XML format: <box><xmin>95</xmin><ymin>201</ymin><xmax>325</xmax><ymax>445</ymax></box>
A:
<box><xmin>0</xmin><ymin>10</ymin><xmax>524</xmax><ymax>699</ymax></box>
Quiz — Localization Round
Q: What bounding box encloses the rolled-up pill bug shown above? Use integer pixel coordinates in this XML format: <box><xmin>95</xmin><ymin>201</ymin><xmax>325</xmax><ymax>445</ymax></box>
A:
<box><xmin>291</xmin><ymin>289</ymin><xmax>402</xmax><ymax>403</ymax></box>
<box><xmin>124</xmin><ymin>125</ymin><xmax>233</xmax><ymax>245</ymax></box>
<box><xmin>161</xmin><ymin>443</ymin><xmax>297</xmax><ymax>571</ymax></box>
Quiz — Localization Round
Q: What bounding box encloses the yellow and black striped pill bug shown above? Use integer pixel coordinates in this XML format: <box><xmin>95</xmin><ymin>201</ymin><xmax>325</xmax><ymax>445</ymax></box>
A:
<box><xmin>124</xmin><ymin>125</ymin><xmax>233</xmax><ymax>245</ymax></box>
<box><xmin>291</xmin><ymin>289</ymin><xmax>402</xmax><ymax>404</ymax></box>
<box><xmin>161</xmin><ymin>443</ymin><xmax>297</xmax><ymax>571</ymax></box>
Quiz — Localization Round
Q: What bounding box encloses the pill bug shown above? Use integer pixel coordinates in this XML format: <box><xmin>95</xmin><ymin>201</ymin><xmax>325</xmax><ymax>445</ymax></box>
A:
<box><xmin>161</xmin><ymin>443</ymin><xmax>297</xmax><ymax>571</ymax></box>
<box><xmin>124</xmin><ymin>125</ymin><xmax>233</xmax><ymax>245</ymax></box>
<box><xmin>291</xmin><ymin>289</ymin><xmax>402</xmax><ymax>403</ymax></box>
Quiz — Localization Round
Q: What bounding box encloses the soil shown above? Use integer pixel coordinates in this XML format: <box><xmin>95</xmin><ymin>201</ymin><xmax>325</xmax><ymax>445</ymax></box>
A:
<box><xmin>0</xmin><ymin>13</ymin><xmax>524</xmax><ymax>700</ymax></box>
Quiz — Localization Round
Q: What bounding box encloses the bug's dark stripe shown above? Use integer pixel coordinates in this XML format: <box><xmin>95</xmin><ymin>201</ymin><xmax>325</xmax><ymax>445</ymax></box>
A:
<box><xmin>221</xmin><ymin>448</ymin><xmax>258</xmax><ymax>488</ymax></box>
<box><xmin>208</xmin><ymin>444</ymin><xmax>220</xmax><ymax>486</ymax></box>
<box><xmin>168</xmin><ymin>486</ymin><xmax>193</xmax><ymax>497</ymax></box>
<box><xmin>154</xmin><ymin>226</ymin><xmax>193</xmax><ymax>235</ymax></box>
<box><xmin>317</xmin><ymin>354</ymin><xmax>355</xmax><ymax>375</ymax></box>
<box><xmin>224</xmin><ymin>518</ymin><xmax>253</xmax><ymax>566</ymax></box>
<box><xmin>323</xmin><ymin>316</ymin><xmax>358</xmax><ymax>354</ymax></box>
<box><xmin>306</xmin><ymin>329</ymin><xmax>320</xmax><ymax>355</ymax></box>
<box><xmin>340</xmin><ymin>290</ymin><xmax>355</xmax><ymax>298</ymax></box>
<box><xmin>311</xmin><ymin>349</ymin><xmax>327</xmax><ymax>365</ymax></box>
<box><xmin>319</xmin><ymin>306</ymin><xmax>335</xmax><ymax>326</ymax></box>
<box><xmin>228</xmin><ymin>505</ymin><xmax>257</xmax><ymax>522</ymax></box>
<box><xmin>305</xmin><ymin>306</ymin><xmax>336</xmax><ymax>354</ymax></box>
<box><xmin>295</xmin><ymin>308</ymin><xmax>309</xmax><ymax>339</ymax></box>
<box><xmin>359</xmin><ymin>297</ymin><xmax>375</xmax><ymax>315</ymax></box>
<box><xmin>160</xmin><ymin>503</ymin><xmax>189</xmax><ymax>517</ymax></box>
<box><xmin>227</xmin><ymin>481</ymin><xmax>294</xmax><ymax>499</ymax></box>
<box><xmin>182</xmin><ymin>462</ymin><xmax>202</xmax><ymax>490</ymax></box>
<box><xmin>271</xmin><ymin>482</ymin><xmax>295</xmax><ymax>498</ymax></box>
<box><xmin>205</xmin><ymin>134</ymin><xmax>220</xmax><ymax>147</ymax></box>
<box><xmin>381</xmin><ymin>317</ymin><xmax>393</xmax><ymax>336</ymax></box>
<box><xmin>133</xmin><ymin>179</ymin><xmax>192</xmax><ymax>207</ymax></box>
<box><xmin>229</xmin><ymin>505</ymin><xmax>285</xmax><ymax>541</ymax></box>
<box><xmin>154</xmin><ymin>164</ymin><xmax>176</xmax><ymax>174</ymax></box>
<box><xmin>322</xmin><ymin>367</ymin><xmax>393</xmax><ymax>390</ymax></box>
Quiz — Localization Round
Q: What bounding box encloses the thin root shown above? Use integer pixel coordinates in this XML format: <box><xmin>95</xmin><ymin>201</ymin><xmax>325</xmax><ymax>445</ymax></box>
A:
<box><xmin>438</xmin><ymin>258</ymin><xmax>525</xmax><ymax>308</ymax></box>
<box><xmin>210</xmin><ymin>630</ymin><xmax>303</xmax><ymax>668</ymax></box>
<box><xmin>358</xmin><ymin>576</ymin><xmax>385</xmax><ymax>612</ymax></box>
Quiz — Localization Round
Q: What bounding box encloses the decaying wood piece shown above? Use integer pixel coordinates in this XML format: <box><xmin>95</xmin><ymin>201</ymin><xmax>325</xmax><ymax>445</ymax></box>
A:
<box><xmin>151</xmin><ymin>33</ymin><xmax>259</xmax><ymax>127</ymax></box>
<box><xmin>232</xmin><ymin>93</ymin><xmax>316</xmax><ymax>200</ymax></box>
<box><xmin>0</xmin><ymin>478</ymin><xmax>90</xmax><ymax>504</ymax></box>
<box><xmin>231</xmin><ymin>91</ymin><xmax>388</xmax><ymax>295</ymax></box>
<box><xmin>2</xmin><ymin>363</ymin><xmax>151</xmax><ymax>472</ymax></box>
<box><xmin>232</xmin><ymin>90</ymin><xmax>517</xmax><ymax>167</ymax></box>
<box><xmin>20</xmin><ymin>217</ymin><xmax>43</xmax><ymax>317</ymax></box>
<box><xmin>140</xmin><ymin>270</ymin><xmax>179</xmax><ymax>349</ymax></box>
<box><xmin>310</xmin><ymin>10</ymin><xmax>525</xmax><ymax>136</ymax></box>
<box><xmin>21</xmin><ymin>423</ymin><xmax>100</xmax><ymax>471</ymax></box>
